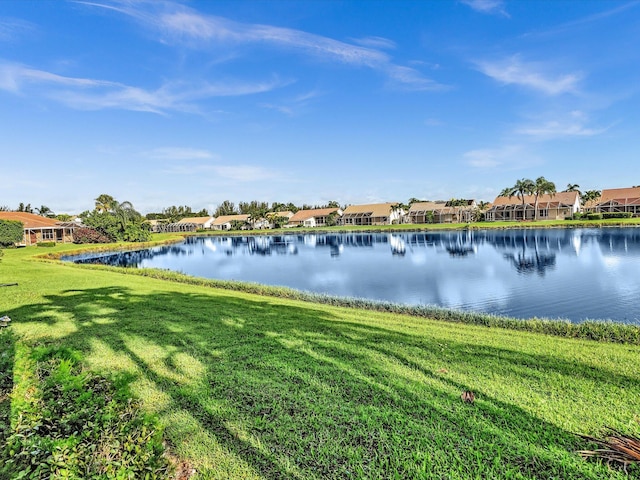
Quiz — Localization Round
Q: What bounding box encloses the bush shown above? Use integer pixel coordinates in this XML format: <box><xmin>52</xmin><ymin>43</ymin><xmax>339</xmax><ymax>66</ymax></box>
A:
<box><xmin>36</xmin><ymin>242</ymin><xmax>56</xmax><ymax>247</ymax></box>
<box><xmin>1</xmin><ymin>348</ymin><xmax>170</xmax><ymax>478</ymax></box>
<box><xmin>571</xmin><ymin>212</ymin><xmax>586</xmax><ymax>220</ymax></box>
<box><xmin>587</xmin><ymin>213</ymin><xmax>603</xmax><ymax>220</ymax></box>
<box><xmin>73</xmin><ymin>227</ymin><xmax>113</xmax><ymax>244</ymax></box>
<box><xmin>0</xmin><ymin>220</ymin><xmax>23</xmax><ymax>246</ymax></box>
<box><xmin>602</xmin><ymin>212</ymin><xmax>634</xmax><ymax>219</ymax></box>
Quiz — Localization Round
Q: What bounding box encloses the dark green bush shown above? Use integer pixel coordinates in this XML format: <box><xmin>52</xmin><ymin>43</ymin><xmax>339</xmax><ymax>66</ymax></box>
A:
<box><xmin>587</xmin><ymin>213</ymin><xmax>603</xmax><ymax>220</ymax></box>
<box><xmin>602</xmin><ymin>212</ymin><xmax>634</xmax><ymax>219</ymax></box>
<box><xmin>0</xmin><ymin>220</ymin><xmax>23</xmax><ymax>247</ymax></box>
<box><xmin>36</xmin><ymin>242</ymin><xmax>56</xmax><ymax>247</ymax></box>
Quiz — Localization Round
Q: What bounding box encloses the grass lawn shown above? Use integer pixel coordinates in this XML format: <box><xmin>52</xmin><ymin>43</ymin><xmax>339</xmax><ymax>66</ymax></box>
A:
<box><xmin>1</xmin><ymin>242</ymin><xmax>639</xmax><ymax>479</ymax></box>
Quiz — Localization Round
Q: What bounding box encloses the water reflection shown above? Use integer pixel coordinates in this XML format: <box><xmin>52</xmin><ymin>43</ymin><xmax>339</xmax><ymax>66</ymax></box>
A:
<box><xmin>62</xmin><ymin>228</ymin><xmax>640</xmax><ymax>323</ymax></box>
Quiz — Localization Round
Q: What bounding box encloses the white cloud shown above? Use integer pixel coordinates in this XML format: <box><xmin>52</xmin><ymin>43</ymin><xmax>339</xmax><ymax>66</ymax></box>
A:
<box><xmin>351</xmin><ymin>36</ymin><xmax>397</xmax><ymax>50</ymax></box>
<box><xmin>165</xmin><ymin>163</ymin><xmax>279</xmax><ymax>182</ymax></box>
<box><xmin>516</xmin><ymin>111</ymin><xmax>609</xmax><ymax>139</ymax></box>
<box><xmin>476</xmin><ymin>55</ymin><xmax>581</xmax><ymax>95</ymax></box>
<box><xmin>83</xmin><ymin>1</ymin><xmax>445</xmax><ymax>92</ymax></box>
<box><xmin>461</xmin><ymin>0</ymin><xmax>510</xmax><ymax>17</ymax></box>
<box><xmin>464</xmin><ymin>145</ymin><xmax>523</xmax><ymax>168</ymax></box>
<box><xmin>0</xmin><ymin>17</ymin><xmax>35</xmax><ymax>41</ymax></box>
<box><xmin>145</xmin><ymin>147</ymin><xmax>216</xmax><ymax>160</ymax></box>
<box><xmin>0</xmin><ymin>61</ymin><xmax>288</xmax><ymax>113</ymax></box>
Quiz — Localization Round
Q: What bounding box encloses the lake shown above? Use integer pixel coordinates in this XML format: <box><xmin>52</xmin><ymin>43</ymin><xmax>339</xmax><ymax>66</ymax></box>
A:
<box><xmin>63</xmin><ymin>228</ymin><xmax>640</xmax><ymax>324</ymax></box>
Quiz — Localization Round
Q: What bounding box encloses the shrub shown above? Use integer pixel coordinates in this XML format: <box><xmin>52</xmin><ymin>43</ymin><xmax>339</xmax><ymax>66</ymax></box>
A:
<box><xmin>587</xmin><ymin>213</ymin><xmax>603</xmax><ymax>220</ymax></box>
<box><xmin>73</xmin><ymin>227</ymin><xmax>113</xmax><ymax>244</ymax></box>
<box><xmin>602</xmin><ymin>212</ymin><xmax>634</xmax><ymax>219</ymax></box>
<box><xmin>36</xmin><ymin>242</ymin><xmax>56</xmax><ymax>247</ymax></box>
<box><xmin>0</xmin><ymin>220</ymin><xmax>23</xmax><ymax>246</ymax></box>
<box><xmin>1</xmin><ymin>348</ymin><xmax>170</xmax><ymax>478</ymax></box>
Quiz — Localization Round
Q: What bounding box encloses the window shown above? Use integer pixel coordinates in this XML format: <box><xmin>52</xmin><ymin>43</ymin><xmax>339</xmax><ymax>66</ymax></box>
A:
<box><xmin>42</xmin><ymin>229</ymin><xmax>54</xmax><ymax>240</ymax></box>
<box><xmin>539</xmin><ymin>209</ymin><xmax>548</xmax><ymax>218</ymax></box>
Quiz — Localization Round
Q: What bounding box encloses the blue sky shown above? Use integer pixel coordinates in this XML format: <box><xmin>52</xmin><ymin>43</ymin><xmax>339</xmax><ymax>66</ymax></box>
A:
<box><xmin>2</xmin><ymin>0</ymin><xmax>639</xmax><ymax>215</ymax></box>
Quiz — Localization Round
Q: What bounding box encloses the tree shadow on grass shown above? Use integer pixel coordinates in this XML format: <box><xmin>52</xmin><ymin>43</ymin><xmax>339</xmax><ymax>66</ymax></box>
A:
<box><xmin>5</xmin><ymin>286</ymin><xmax>636</xmax><ymax>479</ymax></box>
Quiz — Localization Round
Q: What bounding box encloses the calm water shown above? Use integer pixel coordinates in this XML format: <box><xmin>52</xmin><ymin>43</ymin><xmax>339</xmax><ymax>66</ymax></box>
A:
<box><xmin>64</xmin><ymin>228</ymin><xmax>640</xmax><ymax>324</ymax></box>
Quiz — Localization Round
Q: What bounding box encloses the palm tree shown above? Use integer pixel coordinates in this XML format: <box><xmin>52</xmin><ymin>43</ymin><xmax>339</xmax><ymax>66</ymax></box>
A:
<box><xmin>95</xmin><ymin>194</ymin><xmax>117</xmax><ymax>213</ymax></box>
<box><xmin>565</xmin><ymin>183</ymin><xmax>580</xmax><ymax>193</ymax></box>
<box><xmin>504</xmin><ymin>178</ymin><xmax>535</xmax><ymax>220</ymax></box>
<box><xmin>532</xmin><ymin>176</ymin><xmax>556</xmax><ymax>221</ymax></box>
<box><xmin>36</xmin><ymin>205</ymin><xmax>55</xmax><ymax>218</ymax></box>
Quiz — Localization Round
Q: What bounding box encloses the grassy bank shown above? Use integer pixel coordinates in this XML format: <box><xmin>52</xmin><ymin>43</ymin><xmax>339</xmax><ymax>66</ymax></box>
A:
<box><xmin>1</xmin><ymin>244</ymin><xmax>640</xmax><ymax>479</ymax></box>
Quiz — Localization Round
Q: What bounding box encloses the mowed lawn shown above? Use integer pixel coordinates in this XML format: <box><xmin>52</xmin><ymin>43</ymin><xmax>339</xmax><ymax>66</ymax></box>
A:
<box><xmin>1</xmin><ymin>244</ymin><xmax>639</xmax><ymax>479</ymax></box>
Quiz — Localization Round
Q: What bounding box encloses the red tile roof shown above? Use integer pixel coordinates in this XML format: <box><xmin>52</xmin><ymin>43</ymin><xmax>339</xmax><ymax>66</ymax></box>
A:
<box><xmin>491</xmin><ymin>191</ymin><xmax>578</xmax><ymax>207</ymax></box>
<box><xmin>0</xmin><ymin>212</ymin><xmax>60</xmax><ymax>229</ymax></box>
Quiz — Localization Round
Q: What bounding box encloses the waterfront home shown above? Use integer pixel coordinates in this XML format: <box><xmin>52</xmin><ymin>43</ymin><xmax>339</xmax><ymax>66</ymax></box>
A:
<box><xmin>286</xmin><ymin>208</ymin><xmax>342</xmax><ymax>228</ymax></box>
<box><xmin>0</xmin><ymin>211</ymin><xmax>76</xmax><ymax>246</ymax></box>
<box><xmin>341</xmin><ymin>203</ymin><xmax>404</xmax><ymax>226</ymax></box>
<box><xmin>177</xmin><ymin>216</ymin><xmax>215</xmax><ymax>230</ymax></box>
<box><xmin>592</xmin><ymin>186</ymin><xmax>640</xmax><ymax>216</ymax></box>
<box><xmin>211</xmin><ymin>214</ymin><xmax>251</xmax><ymax>230</ymax></box>
<box><xmin>266</xmin><ymin>211</ymin><xmax>295</xmax><ymax>228</ymax></box>
<box><xmin>408</xmin><ymin>200</ymin><xmax>477</xmax><ymax>224</ymax></box>
<box><xmin>486</xmin><ymin>191</ymin><xmax>580</xmax><ymax>221</ymax></box>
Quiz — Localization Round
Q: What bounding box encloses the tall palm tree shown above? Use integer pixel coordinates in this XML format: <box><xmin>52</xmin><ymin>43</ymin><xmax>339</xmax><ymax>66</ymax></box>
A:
<box><xmin>95</xmin><ymin>194</ymin><xmax>117</xmax><ymax>213</ymax></box>
<box><xmin>533</xmin><ymin>176</ymin><xmax>556</xmax><ymax>221</ymax></box>
<box><xmin>565</xmin><ymin>183</ymin><xmax>580</xmax><ymax>193</ymax></box>
<box><xmin>504</xmin><ymin>178</ymin><xmax>535</xmax><ymax>220</ymax></box>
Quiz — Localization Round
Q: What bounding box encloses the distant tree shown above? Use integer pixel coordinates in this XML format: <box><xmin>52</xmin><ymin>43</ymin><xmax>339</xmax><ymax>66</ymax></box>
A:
<box><xmin>408</xmin><ymin>197</ymin><xmax>427</xmax><ymax>205</ymax></box>
<box><xmin>82</xmin><ymin>195</ymin><xmax>150</xmax><ymax>242</ymax></box>
<box><xmin>270</xmin><ymin>215</ymin><xmax>289</xmax><ymax>229</ymax></box>
<box><xmin>55</xmin><ymin>214</ymin><xmax>73</xmax><ymax>222</ymax></box>
<box><xmin>36</xmin><ymin>205</ymin><xmax>55</xmax><ymax>218</ymax></box>
<box><xmin>229</xmin><ymin>219</ymin><xmax>247</xmax><ymax>230</ymax></box>
<box><xmin>17</xmin><ymin>203</ymin><xmax>33</xmax><ymax>213</ymax></box>
<box><xmin>565</xmin><ymin>183</ymin><xmax>581</xmax><ymax>193</ymax></box>
<box><xmin>285</xmin><ymin>202</ymin><xmax>299</xmax><ymax>213</ymax></box>
<box><xmin>324</xmin><ymin>200</ymin><xmax>340</xmax><ymax>208</ymax></box>
<box><xmin>581</xmin><ymin>190</ymin><xmax>601</xmax><ymax>205</ymax></box>
<box><xmin>214</xmin><ymin>200</ymin><xmax>238</xmax><ymax>217</ymax></box>
<box><xmin>532</xmin><ymin>176</ymin><xmax>556</xmax><ymax>221</ymax></box>
<box><xmin>0</xmin><ymin>206</ymin><xmax>9</xmax><ymax>212</ymax></box>
<box><xmin>239</xmin><ymin>200</ymin><xmax>269</xmax><ymax>216</ymax></box>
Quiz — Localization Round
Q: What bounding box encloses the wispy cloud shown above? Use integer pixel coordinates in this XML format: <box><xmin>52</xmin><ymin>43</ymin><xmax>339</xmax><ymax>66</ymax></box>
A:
<box><xmin>0</xmin><ymin>61</ymin><xmax>288</xmax><ymax>113</ymax></box>
<box><xmin>0</xmin><ymin>17</ymin><xmax>35</xmax><ymax>41</ymax></box>
<box><xmin>522</xmin><ymin>1</ymin><xmax>640</xmax><ymax>38</ymax></box>
<box><xmin>351</xmin><ymin>36</ymin><xmax>396</xmax><ymax>50</ymax></box>
<box><xmin>81</xmin><ymin>0</ymin><xmax>446</xmax><ymax>92</ymax></box>
<box><xmin>475</xmin><ymin>55</ymin><xmax>581</xmax><ymax>95</ymax></box>
<box><xmin>460</xmin><ymin>0</ymin><xmax>510</xmax><ymax>17</ymax></box>
<box><xmin>516</xmin><ymin>111</ymin><xmax>610</xmax><ymax>139</ymax></box>
<box><xmin>145</xmin><ymin>147</ymin><xmax>216</xmax><ymax>160</ymax></box>
<box><xmin>464</xmin><ymin>145</ymin><xmax>524</xmax><ymax>168</ymax></box>
<box><xmin>165</xmin><ymin>162</ymin><xmax>279</xmax><ymax>182</ymax></box>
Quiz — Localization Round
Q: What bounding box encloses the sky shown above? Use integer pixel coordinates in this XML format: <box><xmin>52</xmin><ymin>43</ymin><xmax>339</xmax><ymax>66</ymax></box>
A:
<box><xmin>1</xmin><ymin>0</ymin><xmax>640</xmax><ymax>215</ymax></box>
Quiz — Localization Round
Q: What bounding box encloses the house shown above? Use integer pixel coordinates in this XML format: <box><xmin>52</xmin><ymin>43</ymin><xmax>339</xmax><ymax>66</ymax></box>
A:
<box><xmin>341</xmin><ymin>203</ymin><xmax>403</xmax><ymax>226</ymax></box>
<box><xmin>486</xmin><ymin>191</ymin><xmax>580</xmax><ymax>221</ymax></box>
<box><xmin>211</xmin><ymin>214</ymin><xmax>251</xmax><ymax>230</ymax></box>
<box><xmin>266</xmin><ymin>211</ymin><xmax>294</xmax><ymax>228</ymax></box>
<box><xmin>0</xmin><ymin>212</ymin><xmax>76</xmax><ymax>246</ymax></box>
<box><xmin>593</xmin><ymin>187</ymin><xmax>640</xmax><ymax>216</ymax></box>
<box><xmin>408</xmin><ymin>200</ymin><xmax>477</xmax><ymax>224</ymax></box>
<box><xmin>286</xmin><ymin>208</ymin><xmax>342</xmax><ymax>228</ymax></box>
<box><xmin>177</xmin><ymin>216</ymin><xmax>215</xmax><ymax>230</ymax></box>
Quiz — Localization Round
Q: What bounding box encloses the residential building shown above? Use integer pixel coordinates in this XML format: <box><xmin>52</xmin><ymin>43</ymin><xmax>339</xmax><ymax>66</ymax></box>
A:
<box><xmin>408</xmin><ymin>200</ymin><xmax>477</xmax><ymax>224</ymax></box>
<box><xmin>0</xmin><ymin>212</ymin><xmax>76</xmax><ymax>246</ymax></box>
<box><xmin>593</xmin><ymin>187</ymin><xmax>640</xmax><ymax>216</ymax></box>
<box><xmin>341</xmin><ymin>203</ymin><xmax>403</xmax><ymax>226</ymax></box>
<box><xmin>211</xmin><ymin>214</ymin><xmax>251</xmax><ymax>230</ymax></box>
<box><xmin>177</xmin><ymin>216</ymin><xmax>215</xmax><ymax>230</ymax></box>
<box><xmin>486</xmin><ymin>191</ymin><xmax>580</xmax><ymax>221</ymax></box>
<box><xmin>286</xmin><ymin>208</ymin><xmax>342</xmax><ymax>228</ymax></box>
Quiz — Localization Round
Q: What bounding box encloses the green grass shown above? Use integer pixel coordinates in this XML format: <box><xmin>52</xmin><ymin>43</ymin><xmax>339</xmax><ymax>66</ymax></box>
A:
<box><xmin>1</xmin><ymin>243</ymin><xmax>640</xmax><ymax>479</ymax></box>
